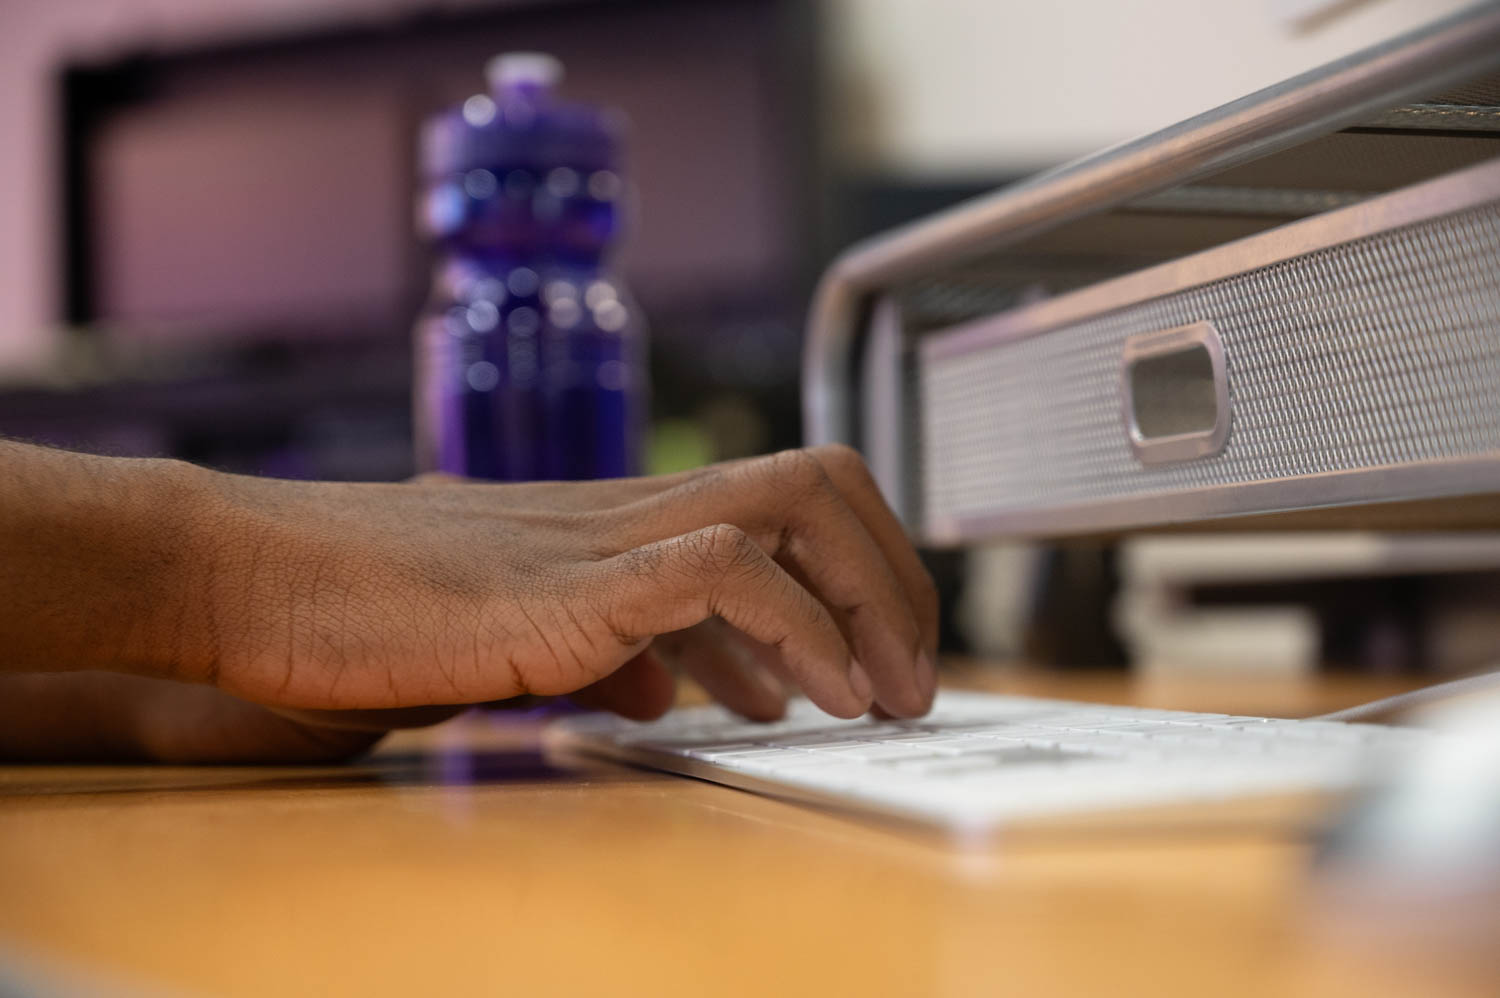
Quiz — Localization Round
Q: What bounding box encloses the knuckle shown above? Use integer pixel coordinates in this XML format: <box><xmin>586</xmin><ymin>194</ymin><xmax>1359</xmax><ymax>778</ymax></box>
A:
<box><xmin>815</xmin><ymin>442</ymin><xmax>881</xmax><ymax>496</ymax></box>
<box><xmin>812</xmin><ymin>442</ymin><xmax>865</xmax><ymax>478</ymax></box>
<box><xmin>688</xmin><ymin>525</ymin><xmax>782</xmax><ymax>621</ymax></box>
<box><xmin>696</xmin><ymin>523</ymin><xmax>762</xmax><ymax>576</ymax></box>
<box><xmin>764</xmin><ymin>448</ymin><xmax>836</xmax><ymax>501</ymax></box>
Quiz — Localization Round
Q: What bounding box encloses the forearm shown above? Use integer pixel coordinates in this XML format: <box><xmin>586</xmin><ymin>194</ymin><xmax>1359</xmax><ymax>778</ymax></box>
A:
<box><xmin>0</xmin><ymin>440</ymin><xmax>215</xmax><ymax>680</ymax></box>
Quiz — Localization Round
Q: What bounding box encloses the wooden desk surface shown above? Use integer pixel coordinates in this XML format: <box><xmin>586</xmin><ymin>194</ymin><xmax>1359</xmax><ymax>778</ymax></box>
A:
<box><xmin>0</xmin><ymin>665</ymin><xmax>1484</xmax><ymax>997</ymax></box>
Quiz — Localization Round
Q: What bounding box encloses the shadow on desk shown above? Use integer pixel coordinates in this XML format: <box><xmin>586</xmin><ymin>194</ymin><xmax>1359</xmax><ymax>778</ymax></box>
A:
<box><xmin>0</xmin><ymin>748</ymin><xmax>592</xmax><ymax>801</ymax></box>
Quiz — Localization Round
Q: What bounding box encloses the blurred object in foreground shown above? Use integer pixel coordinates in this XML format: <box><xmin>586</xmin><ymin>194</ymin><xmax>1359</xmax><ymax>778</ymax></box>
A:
<box><xmin>1308</xmin><ymin>689</ymin><xmax>1500</xmax><ymax>998</ymax></box>
<box><xmin>413</xmin><ymin>52</ymin><xmax>644</xmax><ymax>481</ymax></box>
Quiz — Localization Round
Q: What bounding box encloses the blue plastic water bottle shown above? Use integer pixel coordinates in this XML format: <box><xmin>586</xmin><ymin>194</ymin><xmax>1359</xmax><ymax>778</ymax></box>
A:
<box><xmin>413</xmin><ymin>53</ymin><xmax>645</xmax><ymax>481</ymax></box>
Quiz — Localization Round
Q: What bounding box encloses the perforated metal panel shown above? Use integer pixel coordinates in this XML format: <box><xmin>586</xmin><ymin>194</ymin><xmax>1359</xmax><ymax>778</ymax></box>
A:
<box><xmin>806</xmin><ymin>7</ymin><xmax>1500</xmax><ymax>537</ymax></box>
<box><xmin>1430</xmin><ymin>71</ymin><xmax>1500</xmax><ymax>107</ymax></box>
<box><xmin>1366</xmin><ymin>69</ymin><xmax>1500</xmax><ymax>131</ymax></box>
<box><xmin>919</xmin><ymin>196</ymin><xmax>1500</xmax><ymax>537</ymax></box>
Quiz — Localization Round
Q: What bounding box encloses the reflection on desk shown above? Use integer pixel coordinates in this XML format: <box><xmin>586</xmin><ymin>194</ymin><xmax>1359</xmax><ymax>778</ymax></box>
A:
<box><xmin>0</xmin><ymin>665</ymin><xmax>1487</xmax><ymax>998</ymax></box>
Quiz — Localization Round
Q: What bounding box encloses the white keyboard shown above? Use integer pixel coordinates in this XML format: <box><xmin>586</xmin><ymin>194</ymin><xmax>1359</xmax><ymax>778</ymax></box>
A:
<box><xmin>547</xmin><ymin>691</ymin><xmax>1436</xmax><ymax>835</ymax></box>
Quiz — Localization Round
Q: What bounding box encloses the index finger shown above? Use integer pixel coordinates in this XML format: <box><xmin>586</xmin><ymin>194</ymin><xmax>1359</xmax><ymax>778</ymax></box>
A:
<box><xmin>805</xmin><ymin>445</ymin><xmax>940</xmax><ymax>661</ymax></box>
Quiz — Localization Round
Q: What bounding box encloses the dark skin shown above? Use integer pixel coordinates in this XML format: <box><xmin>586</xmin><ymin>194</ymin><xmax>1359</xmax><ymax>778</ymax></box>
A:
<box><xmin>0</xmin><ymin>440</ymin><xmax>938</xmax><ymax>763</ymax></box>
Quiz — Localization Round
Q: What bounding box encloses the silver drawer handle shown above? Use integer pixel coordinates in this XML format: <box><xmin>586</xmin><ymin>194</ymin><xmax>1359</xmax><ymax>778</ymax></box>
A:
<box><xmin>1121</xmin><ymin>321</ymin><xmax>1230</xmax><ymax>465</ymax></box>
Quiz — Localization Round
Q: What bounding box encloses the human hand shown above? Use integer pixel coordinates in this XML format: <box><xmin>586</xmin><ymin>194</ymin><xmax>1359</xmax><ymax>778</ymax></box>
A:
<box><xmin>172</xmin><ymin>446</ymin><xmax>938</xmax><ymax>724</ymax></box>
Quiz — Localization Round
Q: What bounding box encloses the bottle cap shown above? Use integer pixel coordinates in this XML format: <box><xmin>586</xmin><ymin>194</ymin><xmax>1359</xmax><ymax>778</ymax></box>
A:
<box><xmin>421</xmin><ymin>53</ymin><xmax>624</xmax><ymax>179</ymax></box>
<box><xmin>486</xmin><ymin>52</ymin><xmax>564</xmax><ymax>94</ymax></box>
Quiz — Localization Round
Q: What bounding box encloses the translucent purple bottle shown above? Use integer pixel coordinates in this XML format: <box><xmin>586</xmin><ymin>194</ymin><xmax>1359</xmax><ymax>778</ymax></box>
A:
<box><xmin>413</xmin><ymin>53</ymin><xmax>645</xmax><ymax>481</ymax></box>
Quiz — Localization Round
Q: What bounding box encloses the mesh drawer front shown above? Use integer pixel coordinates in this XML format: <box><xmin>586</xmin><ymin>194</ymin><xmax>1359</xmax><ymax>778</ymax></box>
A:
<box><xmin>919</xmin><ymin>201</ymin><xmax>1500</xmax><ymax>534</ymax></box>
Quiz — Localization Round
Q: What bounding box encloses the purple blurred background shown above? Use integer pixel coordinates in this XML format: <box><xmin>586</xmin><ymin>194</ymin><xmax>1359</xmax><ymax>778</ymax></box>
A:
<box><xmin>2</xmin><ymin>0</ymin><xmax>865</xmax><ymax>481</ymax></box>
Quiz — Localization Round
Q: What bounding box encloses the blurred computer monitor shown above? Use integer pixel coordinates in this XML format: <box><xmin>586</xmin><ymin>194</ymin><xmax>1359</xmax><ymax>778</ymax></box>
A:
<box><xmin>61</xmin><ymin>0</ymin><xmax>821</xmax><ymax>349</ymax></box>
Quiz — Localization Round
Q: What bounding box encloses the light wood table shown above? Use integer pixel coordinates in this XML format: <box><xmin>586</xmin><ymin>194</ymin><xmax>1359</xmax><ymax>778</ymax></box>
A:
<box><xmin>0</xmin><ymin>665</ymin><xmax>1484</xmax><ymax>997</ymax></box>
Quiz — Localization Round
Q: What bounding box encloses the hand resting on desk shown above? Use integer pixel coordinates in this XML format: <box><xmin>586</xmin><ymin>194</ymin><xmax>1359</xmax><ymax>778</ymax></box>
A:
<box><xmin>0</xmin><ymin>441</ymin><xmax>936</xmax><ymax>762</ymax></box>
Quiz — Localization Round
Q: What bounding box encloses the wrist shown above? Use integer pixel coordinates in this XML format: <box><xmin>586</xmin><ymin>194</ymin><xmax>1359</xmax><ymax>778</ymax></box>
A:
<box><xmin>0</xmin><ymin>443</ymin><xmax>222</xmax><ymax>681</ymax></box>
<box><xmin>123</xmin><ymin>457</ymin><xmax>231</xmax><ymax>684</ymax></box>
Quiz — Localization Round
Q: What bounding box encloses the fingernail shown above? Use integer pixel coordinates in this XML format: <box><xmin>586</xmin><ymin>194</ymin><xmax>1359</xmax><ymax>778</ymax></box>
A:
<box><xmin>847</xmin><ymin>659</ymin><xmax>874</xmax><ymax>703</ymax></box>
<box><xmin>916</xmin><ymin>651</ymin><xmax>937</xmax><ymax>703</ymax></box>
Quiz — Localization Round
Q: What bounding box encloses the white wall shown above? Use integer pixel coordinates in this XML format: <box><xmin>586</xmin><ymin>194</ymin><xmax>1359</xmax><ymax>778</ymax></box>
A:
<box><xmin>826</xmin><ymin>0</ymin><xmax>1476</xmax><ymax>175</ymax></box>
<box><xmin>0</xmin><ymin>0</ymin><xmax>1480</xmax><ymax>370</ymax></box>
